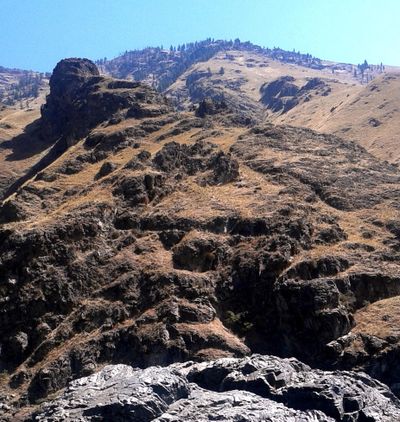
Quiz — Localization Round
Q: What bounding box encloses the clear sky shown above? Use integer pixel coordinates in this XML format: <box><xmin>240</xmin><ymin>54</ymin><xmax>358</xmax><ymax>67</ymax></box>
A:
<box><xmin>1</xmin><ymin>0</ymin><xmax>399</xmax><ymax>72</ymax></box>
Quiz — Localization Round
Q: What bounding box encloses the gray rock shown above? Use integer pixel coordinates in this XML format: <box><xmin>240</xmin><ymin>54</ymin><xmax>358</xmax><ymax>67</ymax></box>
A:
<box><xmin>185</xmin><ymin>355</ymin><xmax>400</xmax><ymax>421</ymax></box>
<box><xmin>155</xmin><ymin>385</ymin><xmax>333</xmax><ymax>422</ymax></box>
<box><xmin>31</xmin><ymin>365</ymin><xmax>188</xmax><ymax>421</ymax></box>
<box><xmin>31</xmin><ymin>355</ymin><xmax>400</xmax><ymax>421</ymax></box>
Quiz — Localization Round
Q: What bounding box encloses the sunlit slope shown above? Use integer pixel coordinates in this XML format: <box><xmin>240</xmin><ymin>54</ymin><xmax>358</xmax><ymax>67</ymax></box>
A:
<box><xmin>166</xmin><ymin>50</ymin><xmax>400</xmax><ymax>164</ymax></box>
<box><xmin>313</xmin><ymin>73</ymin><xmax>400</xmax><ymax>164</ymax></box>
<box><xmin>166</xmin><ymin>49</ymin><xmax>361</xmax><ymax>110</ymax></box>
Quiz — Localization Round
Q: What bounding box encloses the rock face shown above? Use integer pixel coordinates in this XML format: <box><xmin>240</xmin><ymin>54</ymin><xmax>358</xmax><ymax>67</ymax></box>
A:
<box><xmin>40</xmin><ymin>58</ymin><xmax>100</xmax><ymax>140</ymax></box>
<box><xmin>260</xmin><ymin>76</ymin><xmax>331</xmax><ymax>113</ymax></box>
<box><xmin>31</xmin><ymin>355</ymin><xmax>400</xmax><ymax>421</ymax></box>
<box><xmin>32</xmin><ymin>365</ymin><xmax>189</xmax><ymax>422</ymax></box>
<box><xmin>195</xmin><ymin>98</ymin><xmax>228</xmax><ymax>117</ymax></box>
<box><xmin>259</xmin><ymin>76</ymin><xmax>299</xmax><ymax>112</ymax></box>
<box><xmin>169</xmin><ymin>68</ymin><xmax>263</xmax><ymax>123</ymax></box>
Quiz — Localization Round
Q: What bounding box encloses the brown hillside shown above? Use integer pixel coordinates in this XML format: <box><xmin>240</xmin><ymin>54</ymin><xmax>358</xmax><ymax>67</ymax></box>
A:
<box><xmin>0</xmin><ymin>104</ymin><xmax>48</xmax><ymax>197</ymax></box>
<box><xmin>312</xmin><ymin>73</ymin><xmax>400</xmax><ymax>164</ymax></box>
<box><xmin>1</xmin><ymin>58</ymin><xmax>400</xmax><ymax>419</ymax></box>
<box><xmin>166</xmin><ymin>50</ymin><xmax>400</xmax><ymax>164</ymax></box>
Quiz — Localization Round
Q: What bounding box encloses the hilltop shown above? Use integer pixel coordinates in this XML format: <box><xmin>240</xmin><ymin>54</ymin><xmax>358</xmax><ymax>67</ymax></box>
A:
<box><xmin>97</xmin><ymin>39</ymin><xmax>326</xmax><ymax>91</ymax></box>
<box><xmin>97</xmin><ymin>39</ymin><xmax>400</xmax><ymax>164</ymax></box>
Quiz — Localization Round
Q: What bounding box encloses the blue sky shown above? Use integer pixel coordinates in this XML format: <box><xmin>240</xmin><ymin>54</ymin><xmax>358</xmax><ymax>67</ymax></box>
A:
<box><xmin>1</xmin><ymin>0</ymin><xmax>399</xmax><ymax>72</ymax></box>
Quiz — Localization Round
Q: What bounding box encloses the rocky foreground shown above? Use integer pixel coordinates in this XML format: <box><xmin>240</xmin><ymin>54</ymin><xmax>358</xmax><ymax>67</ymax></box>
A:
<box><xmin>31</xmin><ymin>355</ymin><xmax>400</xmax><ymax>421</ymax></box>
<box><xmin>1</xmin><ymin>58</ymin><xmax>400</xmax><ymax>419</ymax></box>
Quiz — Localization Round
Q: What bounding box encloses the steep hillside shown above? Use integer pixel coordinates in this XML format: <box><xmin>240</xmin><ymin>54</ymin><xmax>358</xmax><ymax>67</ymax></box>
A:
<box><xmin>263</xmin><ymin>71</ymin><xmax>400</xmax><ymax>164</ymax></box>
<box><xmin>5</xmin><ymin>39</ymin><xmax>397</xmax><ymax>166</ymax></box>
<box><xmin>311</xmin><ymin>73</ymin><xmax>400</xmax><ymax>164</ymax></box>
<box><xmin>0</xmin><ymin>104</ymin><xmax>50</xmax><ymax>199</ymax></box>
<box><xmin>99</xmin><ymin>39</ymin><xmax>374</xmax><ymax>127</ymax></box>
<box><xmin>1</xmin><ymin>58</ymin><xmax>400</xmax><ymax>420</ymax></box>
<box><xmin>164</xmin><ymin>49</ymin><xmax>400</xmax><ymax>164</ymax></box>
<box><xmin>165</xmin><ymin>49</ymin><xmax>361</xmax><ymax>120</ymax></box>
<box><xmin>0</xmin><ymin>69</ymin><xmax>50</xmax><ymax>198</ymax></box>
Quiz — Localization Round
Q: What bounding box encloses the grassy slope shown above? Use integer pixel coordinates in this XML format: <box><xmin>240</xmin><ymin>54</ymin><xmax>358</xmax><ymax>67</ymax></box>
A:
<box><xmin>168</xmin><ymin>50</ymin><xmax>400</xmax><ymax>164</ymax></box>
<box><xmin>0</xmin><ymin>86</ymin><xmax>50</xmax><ymax>196</ymax></box>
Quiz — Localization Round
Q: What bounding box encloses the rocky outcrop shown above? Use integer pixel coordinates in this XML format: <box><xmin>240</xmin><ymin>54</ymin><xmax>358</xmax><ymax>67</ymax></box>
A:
<box><xmin>195</xmin><ymin>98</ymin><xmax>228</xmax><ymax>117</ymax></box>
<box><xmin>166</xmin><ymin>63</ymin><xmax>263</xmax><ymax>124</ymax></box>
<box><xmin>152</xmin><ymin>140</ymin><xmax>239</xmax><ymax>185</ymax></box>
<box><xmin>260</xmin><ymin>76</ymin><xmax>299</xmax><ymax>112</ymax></box>
<box><xmin>0</xmin><ymin>59</ymin><xmax>173</xmax><ymax>203</ymax></box>
<box><xmin>31</xmin><ymin>365</ymin><xmax>189</xmax><ymax>422</ymax></box>
<box><xmin>260</xmin><ymin>76</ymin><xmax>332</xmax><ymax>113</ymax></box>
<box><xmin>41</xmin><ymin>58</ymin><xmax>170</xmax><ymax>143</ymax></box>
<box><xmin>31</xmin><ymin>355</ymin><xmax>400</xmax><ymax>421</ymax></box>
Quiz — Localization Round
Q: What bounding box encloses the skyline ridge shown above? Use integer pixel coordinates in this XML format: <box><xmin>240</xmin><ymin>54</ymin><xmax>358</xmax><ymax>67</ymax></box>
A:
<box><xmin>1</xmin><ymin>0</ymin><xmax>399</xmax><ymax>71</ymax></box>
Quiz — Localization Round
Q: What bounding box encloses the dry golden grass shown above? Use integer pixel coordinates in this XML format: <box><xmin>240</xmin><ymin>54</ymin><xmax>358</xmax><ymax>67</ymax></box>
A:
<box><xmin>155</xmin><ymin>166</ymin><xmax>282</xmax><ymax>222</ymax></box>
<box><xmin>174</xmin><ymin>318</ymin><xmax>248</xmax><ymax>350</ymax></box>
<box><xmin>0</xmin><ymin>107</ymin><xmax>47</xmax><ymax>181</ymax></box>
<box><xmin>12</xmin><ymin>122</ymin><xmax>270</xmax><ymax>229</ymax></box>
<box><xmin>8</xmin><ymin>119</ymin><xmax>185</xmax><ymax>227</ymax></box>
<box><xmin>114</xmin><ymin>234</ymin><xmax>174</xmax><ymax>271</ymax></box>
<box><xmin>353</xmin><ymin>296</ymin><xmax>400</xmax><ymax>339</ymax></box>
<box><xmin>168</xmin><ymin>49</ymin><xmax>400</xmax><ymax>164</ymax></box>
<box><xmin>167</xmin><ymin>50</ymin><xmax>361</xmax><ymax>106</ymax></box>
<box><xmin>278</xmin><ymin>73</ymin><xmax>400</xmax><ymax>164</ymax></box>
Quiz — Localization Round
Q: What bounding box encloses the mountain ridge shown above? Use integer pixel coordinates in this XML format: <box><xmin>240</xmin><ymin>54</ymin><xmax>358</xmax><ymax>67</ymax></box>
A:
<box><xmin>1</xmin><ymin>57</ymin><xmax>400</xmax><ymax>420</ymax></box>
<box><xmin>96</xmin><ymin>39</ymin><xmax>400</xmax><ymax>164</ymax></box>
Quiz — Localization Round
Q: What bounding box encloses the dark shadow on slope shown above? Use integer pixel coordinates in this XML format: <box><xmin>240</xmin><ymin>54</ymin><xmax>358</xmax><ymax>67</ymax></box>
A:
<box><xmin>0</xmin><ymin>118</ymin><xmax>55</xmax><ymax>161</ymax></box>
<box><xmin>1</xmin><ymin>136</ymin><xmax>67</xmax><ymax>200</ymax></box>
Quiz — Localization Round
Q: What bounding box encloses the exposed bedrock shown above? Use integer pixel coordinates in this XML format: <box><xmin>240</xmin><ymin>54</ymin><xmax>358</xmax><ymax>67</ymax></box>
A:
<box><xmin>31</xmin><ymin>355</ymin><xmax>400</xmax><ymax>421</ymax></box>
